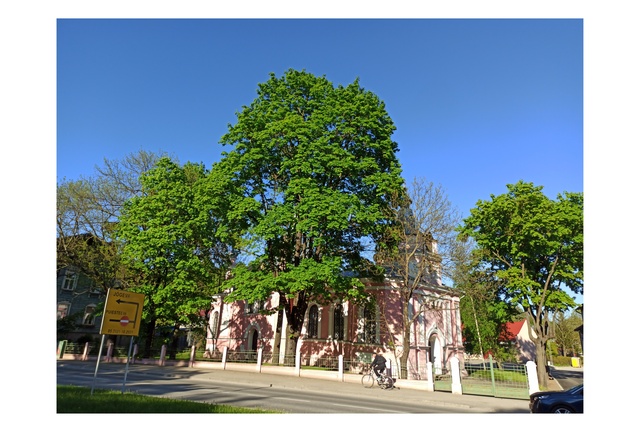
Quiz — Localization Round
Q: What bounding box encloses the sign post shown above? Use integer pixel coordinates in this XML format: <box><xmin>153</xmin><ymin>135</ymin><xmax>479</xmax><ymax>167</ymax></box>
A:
<box><xmin>91</xmin><ymin>289</ymin><xmax>145</xmax><ymax>395</ymax></box>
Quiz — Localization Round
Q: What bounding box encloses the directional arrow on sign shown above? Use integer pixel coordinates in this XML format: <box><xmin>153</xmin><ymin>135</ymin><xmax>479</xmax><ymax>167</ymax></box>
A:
<box><xmin>100</xmin><ymin>289</ymin><xmax>145</xmax><ymax>336</ymax></box>
<box><xmin>112</xmin><ymin>298</ymin><xmax>141</xmax><ymax>328</ymax></box>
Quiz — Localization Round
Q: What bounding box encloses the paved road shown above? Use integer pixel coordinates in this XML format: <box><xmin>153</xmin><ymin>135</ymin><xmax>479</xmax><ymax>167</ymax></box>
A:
<box><xmin>548</xmin><ymin>365</ymin><xmax>584</xmax><ymax>390</ymax></box>
<box><xmin>57</xmin><ymin>360</ymin><xmax>531</xmax><ymax>414</ymax></box>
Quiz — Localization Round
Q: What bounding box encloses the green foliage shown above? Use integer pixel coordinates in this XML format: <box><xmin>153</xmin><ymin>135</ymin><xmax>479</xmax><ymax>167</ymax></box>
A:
<box><xmin>57</xmin><ymin>385</ymin><xmax>279</xmax><ymax>413</ymax></box>
<box><xmin>458</xmin><ymin>181</ymin><xmax>583</xmax><ymax>312</ymax></box>
<box><xmin>57</xmin><ymin>312</ymin><xmax>82</xmax><ymax>340</ymax></box>
<box><xmin>549</xmin><ymin>355</ymin><xmax>580</xmax><ymax>367</ymax></box>
<box><xmin>469</xmin><ymin>369</ymin><xmax>528</xmax><ymax>383</ymax></box>
<box><xmin>216</xmin><ymin>69</ymin><xmax>405</xmax><ymax>342</ymax></box>
<box><xmin>460</xmin><ymin>295</ymin><xmax>515</xmax><ymax>357</ymax></box>
<box><xmin>116</xmin><ymin>158</ymin><xmax>235</xmax><ymax>335</ymax></box>
<box><xmin>453</xmin><ymin>241</ymin><xmax>520</xmax><ymax>358</ymax></box>
<box><xmin>552</xmin><ymin>310</ymin><xmax>583</xmax><ymax>356</ymax></box>
<box><xmin>457</xmin><ymin>181</ymin><xmax>583</xmax><ymax>383</ymax></box>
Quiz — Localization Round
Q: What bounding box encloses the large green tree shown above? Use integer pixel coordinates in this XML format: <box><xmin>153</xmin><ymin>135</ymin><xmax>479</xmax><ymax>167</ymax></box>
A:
<box><xmin>216</xmin><ymin>69</ymin><xmax>405</xmax><ymax>359</ymax></box>
<box><xmin>116</xmin><ymin>158</ymin><xmax>235</xmax><ymax>358</ymax></box>
<box><xmin>457</xmin><ymin>181</ymin><xmax>583</xmax><ymax>386</ymax></box>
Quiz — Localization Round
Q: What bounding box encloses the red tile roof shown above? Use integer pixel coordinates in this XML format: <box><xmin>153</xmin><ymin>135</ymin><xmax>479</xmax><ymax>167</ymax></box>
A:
<box><xmin>500</xmin><ymin>320</ymin><xmax>525</xmax><ymax>341</ymax></box>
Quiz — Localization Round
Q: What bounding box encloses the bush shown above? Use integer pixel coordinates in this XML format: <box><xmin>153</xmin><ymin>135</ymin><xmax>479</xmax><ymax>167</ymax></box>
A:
<box><xmin>551</xmin><ymin>356</ymin><xmax>573</xmax><ymax>367</ymax></box>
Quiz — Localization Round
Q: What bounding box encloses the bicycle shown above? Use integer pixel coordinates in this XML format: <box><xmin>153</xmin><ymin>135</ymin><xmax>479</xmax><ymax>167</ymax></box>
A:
<box><xmin>361</xmin><ymin>367</ymin><xmax>395</xmax><ymax>390</ymax></box>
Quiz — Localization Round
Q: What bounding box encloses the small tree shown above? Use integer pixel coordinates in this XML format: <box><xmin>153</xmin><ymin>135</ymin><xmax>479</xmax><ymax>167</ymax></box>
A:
<box><xmin>57</xmin><ymin>312</ymin><xmax>82</xmax><ymax>341</ymax></box>
<box><xmin>458</xmin><ymin>181</ymin><xmax>583</xmax><ymax>387</ymax></box>
<box><xmin>374</xmin><ymin>178</ymin><xmax>461</xmax><ymax>377</ymax></box>
<box><xmin>117</xmin><ymin>158</ymin><xmax>235</xmax><ymax>358</ymax></box>
<box><xmin>57</xmin><ymin>150</ymin><xmax>165</xmax><ymax>292</ymax></box>
<box><xmin>553</xmin><ymin>310</ymin><xmax>583</xmax><ymax>357</ymax></box>
<box><xmin>451</xmin><ymin>240</ymin><xmax>520</xmax><ymax>363</ymax></box>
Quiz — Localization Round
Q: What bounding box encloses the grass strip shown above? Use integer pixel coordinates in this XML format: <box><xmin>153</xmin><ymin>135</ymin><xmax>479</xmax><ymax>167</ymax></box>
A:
<box><xmin>57</xmin><ymin>385</ymin><xmax>280</xmax><ymax>413</ymax></box>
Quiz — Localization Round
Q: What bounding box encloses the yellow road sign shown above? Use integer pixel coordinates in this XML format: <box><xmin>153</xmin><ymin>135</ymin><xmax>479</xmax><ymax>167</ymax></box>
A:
<box><xmin>100</xmin><ymin>289</ymin><xmax>145</xmax><ymax>336</ymax></box>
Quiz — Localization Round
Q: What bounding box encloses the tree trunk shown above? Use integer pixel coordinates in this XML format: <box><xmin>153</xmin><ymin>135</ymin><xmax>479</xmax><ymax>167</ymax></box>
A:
<box><xmin>535</xmin><ymin>339</ymin><xmax>549</xmax><ymax>388</ymax></box>
<box><xmin>142</xmin><ymin>317</ymin><xmax>156</xmax><ymax>358</ymax></box>
<box><xmin>283</xmin><ymin>324</ymin><xmax>298</xmax><ymax>366</ymax></box>
<box><xmin>282</xmin><ymin>292</ymin><xmax>307</xmax><ymax>365</ymax></box>
<box><xmin>272</xmin><ymin>306</ymin><xmax>284</xmax><ymax>364</ymax></box>
<box><xmin>470</xmin><ymin>296</ymin><xmax>486</xmax><ymax>362</ymax></box>
<box><xmin>400</xmin><ymin>305</ymin><xmax>411</xmax><ymax>379</ymax></box>
<box><xmin>168</xmin><ymin>323</ymin><xmax>180</xmax><ymax>360</ymax></box>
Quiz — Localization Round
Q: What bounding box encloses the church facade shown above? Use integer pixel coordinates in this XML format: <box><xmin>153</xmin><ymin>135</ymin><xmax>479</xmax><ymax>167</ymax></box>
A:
<box><xmin>204</xmin><ymin>276</ymin><xmax>464</xmax><ymax>380</ymax></box>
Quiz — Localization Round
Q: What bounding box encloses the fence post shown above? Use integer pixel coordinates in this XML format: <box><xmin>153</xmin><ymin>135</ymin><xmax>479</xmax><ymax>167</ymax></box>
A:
<box><xmin>82</xmin><ymin>342</ymin><xmax>90</xmax><ymax>361</ymax></box>
<box><xmin>425</xmin><ymin>361</ymin><xmax>435</xmax><ymax>391</ymax></box>
<box><xmin>450</xmin><ymin>357</ymin><xmax>462</xmax><ymax>395</ymax></box>
<box><xmin>526</xmin><ymin>361</ymin><xmax>540</xmax><ymax>394</ymax></box>
<box><xmin>57</xmin><ymin>340</ymin><xmax>67</xmax><ymax>359</ymax></box>
<box><xmin>160</xmin><ymin>344</ymin><xmax>167</xmax><ymax>366</ymax></box>
<box><xmin>338</xmin><ymin>355</ymin><xmax>344</xmax><ymax>382</ymax></box>
<box><xmin>190</xmin><ymin>345</ymin><xmax>196</xmax><ymax>367</ymax></box>
<box><xmin>106</xmin><ymin>340</ymin><xmax>114</xmax><ymax>363</ymax></box>
<box><xmin>222</xmin><ymin>346</ymin><xmax>228</xmax><ymax>370</ymax></box>
<box><xmin>295</xmin><ymin>351</ymin><xmax>301</xmax><ymax>377</ymax></box>
<box><xmin>257</xmin><ymin>348</ymin><xmax>263</xmax><ymax>372</ymax></box>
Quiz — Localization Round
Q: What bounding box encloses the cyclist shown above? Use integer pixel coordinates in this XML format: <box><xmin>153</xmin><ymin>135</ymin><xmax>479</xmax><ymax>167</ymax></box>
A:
<box><xmin>371</xmin><ymin>352</ymin><xmax>387</xmax><ymax>381</ymax></box>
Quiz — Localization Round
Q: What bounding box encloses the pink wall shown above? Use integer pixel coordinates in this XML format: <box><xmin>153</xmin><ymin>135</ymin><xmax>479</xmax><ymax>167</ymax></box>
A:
<box><xmin>206</xmin><ymin>279</ymin><xmax>464</xmax><ymax>379</ymax></box>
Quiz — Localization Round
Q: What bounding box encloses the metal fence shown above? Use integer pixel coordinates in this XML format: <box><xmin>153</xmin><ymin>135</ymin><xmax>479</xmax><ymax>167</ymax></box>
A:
<box><xmin>458</xmin><ymin>361</ymin><xmax>529</xmax><ymax>399</ymax></box>
<box><xmin>61</xmin><ymin>342</ymin><xmax>371</xmax><ymax>375</ymax></box>
<box><xmin>199</xmin><ymin>349</ymin><xmax>361</xmax><ymax>372</ymax></box>
<box><xmin>59</xmin><ymin>343</ymin><xmax>529</xmax><ymax>399</ymax></box>
<box><xmin>61</xmin><ymin>342</ymin><xmax>186</xmax><ymax>360</ymax></box>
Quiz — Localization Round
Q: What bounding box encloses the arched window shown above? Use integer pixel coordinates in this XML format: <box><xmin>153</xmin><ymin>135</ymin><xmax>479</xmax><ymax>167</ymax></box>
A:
<box><xmin>249</xmin><ymin>328</ymin><xmax>258</xmax><ymax>351</ymax></box>
<box><xmin>308</xmin><ymin>305</ymin><xmax>319</xmax><ymax>339</ymax></box>
<box><xmin>333</xmin><ymin>304</ymin><xmax>344</xmax><ymax>340</ymax></box>
<box><xmin>82</xmin><ymin>304</ymin><xmax>96</xmax><ymax>326</ymax></box>
<box><xmin>364</xmin><ymin>304</ymin><xmax>377</xmax><ymax>343</ymax></box>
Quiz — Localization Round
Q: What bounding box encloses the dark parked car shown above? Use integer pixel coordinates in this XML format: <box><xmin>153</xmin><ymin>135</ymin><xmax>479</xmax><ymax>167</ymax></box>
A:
<box><xmin>529</xmin><ymin>384</ymin><xmax>583</xmax><ymax>413</ymax></box>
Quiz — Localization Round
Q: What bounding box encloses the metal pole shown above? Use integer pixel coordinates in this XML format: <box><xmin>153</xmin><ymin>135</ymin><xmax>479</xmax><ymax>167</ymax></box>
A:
<box><xmin>91</xmin><ymin>334</ymin><xmax>106</xmax><ymax>395</ymax></box>
<box><xmin>122</xmin><ymin>336</ymin><xmax>135</xmax><ymax>394</ymax></box>
<box><xmin>489</xmin><ymin>354</ymin><xmax>497</xmax><ymax>396</ymax></box>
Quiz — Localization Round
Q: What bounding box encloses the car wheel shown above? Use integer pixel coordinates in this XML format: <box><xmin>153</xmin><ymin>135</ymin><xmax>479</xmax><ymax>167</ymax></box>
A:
<box><xmin>552</xmin><ymin>405</ymin><xmax>575</xmax><ymax>413</ymax></box>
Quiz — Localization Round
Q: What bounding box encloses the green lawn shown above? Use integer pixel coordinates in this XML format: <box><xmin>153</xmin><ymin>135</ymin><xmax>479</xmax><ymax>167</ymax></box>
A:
<box><xmin>57</xmin><ymin>385</ymin><xmax>281</xmax><ymax>413</ymax></box>
<box><xmin>469</xmin><ymin>370</ymin><xmax>528</xmax><ymax>382</ymax></box>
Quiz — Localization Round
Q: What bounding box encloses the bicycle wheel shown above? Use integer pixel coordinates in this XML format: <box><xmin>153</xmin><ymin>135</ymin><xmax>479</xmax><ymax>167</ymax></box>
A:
<box><xmin>361</xmin><ymin>373</ymin><xmax>375</xmax><ymax>388</ymax></box>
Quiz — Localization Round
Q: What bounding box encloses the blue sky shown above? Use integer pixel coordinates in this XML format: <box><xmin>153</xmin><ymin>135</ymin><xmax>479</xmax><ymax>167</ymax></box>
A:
<box><xmin>57</xmin><ymin>19</ymin><xmax>582</xmax><ymax>221</ymax></box>
<box><xmin>57</xmin><ymin>18</ymin><xmax>584</xmax><ymax>306</ymax></box>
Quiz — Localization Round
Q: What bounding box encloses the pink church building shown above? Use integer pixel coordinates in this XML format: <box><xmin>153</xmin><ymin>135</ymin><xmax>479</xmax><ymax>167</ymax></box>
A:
<box><xmin>204</xmin><ymin>274</ymin><xmax>465</xmax><ymax>380</ymax></box>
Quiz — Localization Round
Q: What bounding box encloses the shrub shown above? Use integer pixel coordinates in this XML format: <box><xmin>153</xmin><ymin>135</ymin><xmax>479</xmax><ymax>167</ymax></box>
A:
<box><xmin>551</xmin><ymin>356</ymin><xmax>573</xmax><ymax>367</ymax></box>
